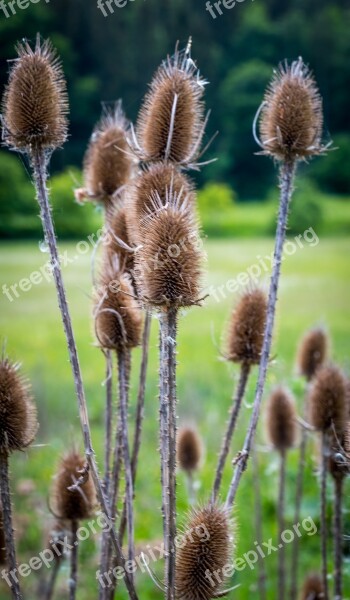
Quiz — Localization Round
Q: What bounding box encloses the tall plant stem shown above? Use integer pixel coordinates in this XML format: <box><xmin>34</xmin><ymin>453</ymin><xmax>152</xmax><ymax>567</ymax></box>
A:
<box><xmin>277</xmin><ymin>449</ymin><xmax>286</xmax><ymax>600</ymax></box>
<box><xmin>117</xmin><ymin>348</ymin><xmax>135</xmax><ymax>573</ymax></box>
<box><xmin>30</xmin><ymin>148</ymin><xmax>138</xmax><ymax>600</ymax></box>
<box><xmin>212</xmin><ymin>363</ymin><xmax>250</xmax><ymax>502</ymax></box>
<box><xmin>290</xmin><ymin>425</ymin><xmax>308</xmax><ymax>600</ymax></box>
<box><xmin>320</xmin><ymin>431</ymin><xmax>329</xmax><ymax>600</ymax></box>
<box><xmin>334</xmin><ymin>476</ymin><xmax>344</xmax><ymax>600</ymax></box>
<box><xmin>160</xmin><ymin>308</ymin><xmax>178</xmax><ymax>600</ymax></box>
<box><xmin>252</xmin><ymin>446</ymin><xmax>267</xmax><ymax>600</ymax></box>
<box><xmin>226</xmin><ymin>159</ymin><xmax>296</xmax><ymax>509</ymax></box>
<box><xmin>69</xmin><ymin>520</ymin><xmax>78</xmax><ymax>600</ymax></box>
<box><xmin>0</xmin><ymin>452</ymin><xmax>22</xmax><ymax>600</ymax></box>
<box><xmin>44</xmin><ymin>559</ymin><xmax>61</xmax><ymax>600</ymax></box>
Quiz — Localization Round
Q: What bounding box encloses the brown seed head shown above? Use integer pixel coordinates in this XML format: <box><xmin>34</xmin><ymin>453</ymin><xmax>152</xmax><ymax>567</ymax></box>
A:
<box><xmin>94</xmin><ymin>264</ymin><xmax>142</xmax><ymax>351</ymax></box>
<box><xmin>135</xmin><ymin>44</ymin><xmax>206</xmax><ymax>165</ymax></box>
<box><xmin>53</xmin><ymin>450</ymin><xmax>95</xmax><ymax>521</ymax></box>
<box><xmin>226</xmin><ymin>288</ymin><xmax>267</xmax><ymax>366</ymax></box>
<box><xmin>2</xmin><ymin>35</ymin><xmax>68</xmax><ymax>151</ymax></box>
<box><xmin>300</xmin><ymin>573</ymin><xmax>324</xmax><ymax>600</ymax></box>
<box><xmin>259</xmin><ymin>58</ymin><xmax>324</xmax><ymax>161</ymax></box>
<box><xmin>297</xmin><ymin>327</ymin><xmax>328</xmax><ymax>381</ymax></box>
<box><xmin>0</xmin><ymin>508</ymin><xmax>5</xmax><ymax>565</ymax></box>
<box><xmin>267</xmin><ymin>387</ymin><xmax>297</xmax><ymax>451</ymax></box>
<box><xmin>177</xmin><ymin>427</ymin><xmax>202</xmax><ymax>473</ymax></box>
<box><xmin>309</xmin><ymin>365</ymin><xmax>348</xmax><ymax>434</ymax></box>
<box><xmin>126</xmin><ymin>162</ymin><xmax>194</xmax><ymax>246</ymax></box>
<box><xmin>175</xmin><ymin>504</ymin><xmax>234</xmax><ymax>600</ymax></box>
<box><xmin>0</xmin><ymin>356</ymin><xmax>37</xmax><ymax>453</ymax></box>
<box><xmin>81</xmin><ymin>103</ymin><xmax>133</xmax><ymax>215</ymax></box>
<box><xmin>104</xmin><ymin>205</ymin><xmax>135</xmax><ymax>274</ymax></box>
<box><xmin>136</xmin><ymin>195</ymin><xmax>202</xmax><ymax>309</ymax></box>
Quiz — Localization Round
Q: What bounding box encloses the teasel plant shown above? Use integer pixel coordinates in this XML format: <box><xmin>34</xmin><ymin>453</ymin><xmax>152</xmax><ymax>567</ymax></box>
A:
<box><xmin>226</xmin><ymin>57</ymin><xmax>328</xmax><ymax>507</ymax></box>
<box><xmin>177</xmin><ymin>426</ymin><xmax>202</xmax><ymax>505</ymax></box>
<box><xmin>0</xmin><ymin>354</ymin><xmax>38</xmax><ymax>600</ymax></box>
<box><xmin>42</xmin><ymin>521</ymin><xmax>69</xmax><ymax>600</ymax></box>
<box><xmin>299</xmin><ymin>573</ymin><xmax>325</xmax><ymax>600</ymax></box>
<box><xmin>290</xmin><ymin>327</ymin><xmax>328</xmax><ymax>600</ymax></box>
<box><xmin>51</xmin><ymin>450</ymin><xmax>96</xmax><ymax>600</ymax></box>
<box><xmin>266</xmin><ymin>387</ymin><xmax>297</xmax><ymax>600</ymax></box>
<box><xmin>308</xmin><ymin>364</ymin><xmax>348</xmax><ymax>600</ymax></box>
<box><xmin>211</xmin><ymin>288</ymin><xmax>267</xmax><ymax>502</ymax></box>
<box><xmin>1</xmin><ymin>35</ymin><xmax>139</xmax><ymax>600</ymax></box>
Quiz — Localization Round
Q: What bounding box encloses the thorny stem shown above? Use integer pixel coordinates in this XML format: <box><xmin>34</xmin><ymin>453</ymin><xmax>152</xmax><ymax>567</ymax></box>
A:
<box><xmin>252</xmin><ymin>446</ymin><xmax>267</xmax><ymax>600</ymax></box>
<box><xmin>69</xmin><ymin>520</ymin><xmax>78</xmax><ymax>600</ymax></box>
<box><xmin>334</xmin><ymin>476</ymin><xmax>344</xmax><ymax>600</ymax></box>
<box><xmin>31</xmin><ymin>148</ymin><xmax>139</xmax><ymax>600</ymax></box>
<box><xmin>321</xmin><ymin>432</ymin><xmax>329</xmax><ymax>600</ymax></box>
<box><xmin>0</xmin><ymin>451</ymin><xmax>22</xmax><ymax>600</ymax></box>
<box><xmin>212</xmin><ymin>363</ymin><xmax>251</xmax><ymax>502</ymax></box>
<box><xmin>226</xmin><ymin>159</ymin><xmax>296</xmax><ymax>509</ymax></box>
<box><xmin>277</xmin><ymin>449</ymin><xmax>286</xmax><ymax>600</ymax></box>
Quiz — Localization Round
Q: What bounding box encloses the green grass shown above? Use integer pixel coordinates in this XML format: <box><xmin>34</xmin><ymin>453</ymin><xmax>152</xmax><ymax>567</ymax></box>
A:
<box><xmin>0</xmin><ymin>237</ymin><xmax>349</xmax><ymax>599</ymax></box>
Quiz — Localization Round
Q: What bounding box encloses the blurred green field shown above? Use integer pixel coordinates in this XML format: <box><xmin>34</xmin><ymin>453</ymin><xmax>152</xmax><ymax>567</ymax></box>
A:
<box><xmin>0</xmin><ymin>236</ymin><xmax>349</xmax><ymax>599</ymax></box>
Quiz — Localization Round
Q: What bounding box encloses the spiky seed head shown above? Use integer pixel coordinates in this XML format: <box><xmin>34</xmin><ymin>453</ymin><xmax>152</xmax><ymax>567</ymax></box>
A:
<box><xmin>2</xmin><ymin>35</ymin><xmax>68</xmax><ymax>151</ymax></box>
<box><xmin>300</xmin><ymin>573</ymin><xmax>324</xmax><ymax>600</ymax></box>
<box><xmin>267</xmin><ymin>387</ymin><xmax>297</xmax><ymax>451</ymax></box>
<box><xmin>297</xmin><ymin>327</ymin><xmax>328</xmax><ymax>381</ymax></box>
<box><xmin>80</xmin><ymin>103</ymin><xmax>133</xmax><ymax>215</ymax></box>
<box><xmin>226</xmin><ymin>288</ymin><xmax>267</xmax><ymax>366</ymax></box>
<box><xmin>105</xmin><ymin>206</ymin><xmax>134</xmax><ymax>274</ymax></box>
<box><xmin>52</xmin><ymin>450</ymin><xmax>95</xmax><ymax>521</ymax></box>
<box><xmin>175</xmin><ymin>504</ymin><xmax>234</xmax><ymax>600</ymax></box>
<box><xmin>177</xmin><ymin>427</ymin><xmax>202</xmax><ymax>473</ymax></box>
<box><xmin>136</xmin><ymin>197</ymin><xmax>202</xmax><ymax>309</ymax></box>
<box><xmin>94</xmin><ymin>265</ymin><xmax>142</xmax><ymax>351</ymax></box>
<box><xmin>135</xmin><ymin>45</ymin><xmax>206</xmax><ymax>165</ymax></box>
<box><xmin>0</xmin><ymin>508</ymin><xmax>5</xmax><ymax>565</ymax></box>
<box><xmin>309</xmin><ymin>365</ymin><xmax>348</xmax><ymax>434</ymax></box>
<box><xmin>126</xmin><ymin>162</ymin><xmax>194</xmax><ymax>246</ymax></box>
<box><xmin>259</xmin><ymin>58</ymin><xmax>324</xmax><ymax>161</ymax></box>
<box><xmin>0</xmin><ymin>356</ymin><xmax>37</xmax><ymax>453</ymax></box>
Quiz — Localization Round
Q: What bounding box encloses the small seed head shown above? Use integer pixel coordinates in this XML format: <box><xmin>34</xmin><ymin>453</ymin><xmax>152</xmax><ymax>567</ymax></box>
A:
<box><xmin>309</xmin><ymin>365</ymin><xmax>348</xmax><ymax>434</ymax></box>
<box><xmin>226</xmin><ymin>288</ymin><xmax>267</xmax><ymax>366</ymax></box>
<box><xmin>52</xmin><ymin>450</ymin><xmax>95</xmax><ymax>521</ymax></box>
<box><xmin>297</xmin><ymin>327</ymin><xmax>328</xmax><ymax>381</ymax></box>
<box><xmin>177</xmin><ymin>427</ymin><xmax>202</xmax><ymax>473</ymax></box>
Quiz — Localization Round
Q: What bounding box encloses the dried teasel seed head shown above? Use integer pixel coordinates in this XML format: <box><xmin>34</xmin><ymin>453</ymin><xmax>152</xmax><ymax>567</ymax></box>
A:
<box><xmin>226</xmin><ymin>288</ymin><xmax>267</xmax><ymax>366</ymax></box>
<box><xmin>135</xmin><ymin>42</ymin><xmax>206</xmax><ymax>166</ymax></box>
<box><xmin>259</xmin><ymin>58</ymin><xmax>324</xmax><ymax>161</ymax></box>
<box><xmin>126</xmin><ymin>162</ymin><xmax>194</xmax><ymax>246</ymax></box>
<box><xmin>297</xmin><ymin>327</ymin><xmax>328</xmax><ymax>381</ymax></box>
<box><xmin>175</xmin><ymin>504</ymin><xmax>234</xmax><ymax>600</ymax></box>
<box><xmin>266</xmin><ymin>387</ymin><xmax>297</xmax><ymax>451</ymax></box>
<box><xmin>78</xmin><ymin>102</ymin><xmax>134</xmax><ymax>217</ymax></box>
<box><xmin>177</xmin><ymin>427</ymin><xmax>202</xmax><ymax>473</ymax></box>
<box><xmin>94</xmin><ymin>265</ymin><xmax>142</xmax><ymax>352</ymax></box>
<box><xmin>105</xmin><ymin>205</ymin><xmax>135</xmax><ymax>274</ymax></box>
<box><xmin>136</xmin><ymin>194</ymin><xmax>202</xmax><ymax>309</ymax></box>
<box><xmin>2</xmin><ymin>35</ymin><xmax>68</xmax><ymax>151</ymax></box>
<box><xmin>300</xmin><ymin>573</ymin><xmax>324</xmax><ymax>600</ymax></box>
<box><xmin>0</xmin><ymin>508</ymin><xmax>5</xmax><ymax>565</ymax></box>
<box><xmin>309</xmin><ymin>365</ymin><xmax>348</xmax><ymax>434</ymax></box>
<box><xmin>0</xmin><ymin>356</ymin><xmax>38</xmax><ymax>453</ymax></box>
<box><xmin>52</xmin><ymin>450</ymin><xmax>95</xmax><ymax>521</ymax></box>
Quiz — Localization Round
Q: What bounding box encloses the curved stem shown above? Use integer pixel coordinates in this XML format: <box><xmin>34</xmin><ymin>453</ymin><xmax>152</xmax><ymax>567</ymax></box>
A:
<box><xmin>226</xmin><ymin>159</ymin><xmax>296</xmax><ymax>509</ymax></box>
<box><xmin>0</xmin><ymin>452</ymin><xmax>22</xmax><ymax>600</ymax></box>
<box><xmin>277</xmin><ymin>449</ymin><xmax>286</xmax><ymax>600</ymax></box>
<box><xmin>69</xmin><ymin>520</ymin><xmax>78</xmax><ymax>600</ymax></box>
<box><xmin>321</xmin><ymin>432</ymin><xmax>329</xmax><ymax>600</ymax></box>
<box><xmin>212</xmin><ymin>363</ymin><xmax>250</xmax><ymax>503</ymax></box>
<box><xmin>334</xmin><ymin>476</ymin><xmax>343</xmax><ymax>600</ymax></box>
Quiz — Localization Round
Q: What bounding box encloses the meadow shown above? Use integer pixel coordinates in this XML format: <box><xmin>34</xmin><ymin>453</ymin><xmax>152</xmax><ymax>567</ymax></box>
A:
<box><xmin>0</xmin><ymin>233</ymin><xmax>349</xmax><ymax>599</ymax></box>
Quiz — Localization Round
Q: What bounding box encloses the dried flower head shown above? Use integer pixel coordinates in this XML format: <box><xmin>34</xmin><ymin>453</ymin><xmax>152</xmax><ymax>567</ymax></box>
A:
<box><xmin>297</xmin><ymin>327</ymin><xmax>328</xmax><ymax>381</ymax></box>
<box><xmin>0</xmin><ymin>356</ymin><xmax>37</xmax><ymax>453</ymax></box>
<box><xmin>300</xmin><ymin>573</ymin><xmax>324</xmax><ymax>600</ymax></box>
<box><xmin>134</xmin><ymin>42</ymin><xmax>206</xmax><ymax>166</ymax></box>
<box><xmin>226</xmin><ymin>288</ymin><xmax>267</xmax><ymax>366</ymax></box>
<box><xmin>0</xmin><ymin>508</ymin><xmax>5</xmax><ymax>565</ymax></box>
<box><xmin>94</xmin><ymin>265</ymin><xmax>142</xmax><ymax>351</ymax></box>
<box><xmin>267</xmin><ymin>387</ymin><xmax>297</xmax><ymax>451</ymax></box>
<box><xmin>136</xmin><ymin>195</ymin><xmax>202</xmax><ymax>309</ymax></box>
<box><xmin>176</xmin><ymin>504</ymin><xmax>234</xmax><ymax>600</ymax></box>
<box><xmin>177</xmin><ymin>427</ymin><xmax>202</xmax><ymax>473</ymax></box>
<box><xmin>259</xmin><ymin>58</ymin><xmax>324</xmax><ymax>161</ymax></box>
<box><xmin>309</xmin><ymin>365</ymin><xmax>348</xmax><ymax>434</ymax></box>
<box><xmin>126</xmin><ymin>162</ymin><xmax>194</xmax><ymax>246</ymax></box>
<box><xmin>105</xmin><ymin>206</ymin><xmax>135</xmax><ymax>273</ymax></box>
<box><xmin>78</xmin><ymin>103</ymin><xmax>133</xmax><ymax>215</ymax></box>
<box><xmin>2</xmin><ymin>35</ymin><xmax>68</xmax><ymax>151</ymax></box>
<box><xmin>52</xmin><ymin>450</ymin><xmax>95</xmax><ymax>521</ymax></box>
